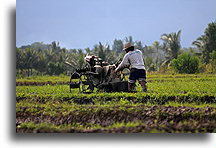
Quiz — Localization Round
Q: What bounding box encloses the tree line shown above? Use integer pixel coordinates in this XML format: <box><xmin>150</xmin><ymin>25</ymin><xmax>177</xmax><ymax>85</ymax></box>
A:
<box><xmin>16</xmin><ymin>22</ymin><xmax>216</xmax><ymax>77</ymax></box>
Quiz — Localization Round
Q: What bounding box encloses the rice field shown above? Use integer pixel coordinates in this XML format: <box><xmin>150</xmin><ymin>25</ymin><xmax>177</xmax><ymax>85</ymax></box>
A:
<box><xmin>16</xmin><ymin>74</ymin><xmax>216</xmax><ymax>133</ymax></box>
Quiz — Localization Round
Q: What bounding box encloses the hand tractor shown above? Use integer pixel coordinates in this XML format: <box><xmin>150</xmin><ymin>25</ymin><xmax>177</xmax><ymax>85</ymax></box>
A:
<box><xmin>68</xmin><ymin>55</ymin><xmax>129</xmax><ymax>93</ymax></box>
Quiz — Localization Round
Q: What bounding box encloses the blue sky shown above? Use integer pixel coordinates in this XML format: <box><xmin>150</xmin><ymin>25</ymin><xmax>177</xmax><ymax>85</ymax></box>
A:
<box><xmin>16</xmin><ymin>0</ymin><xmax>215</xmax><ymax>49</ymax></box>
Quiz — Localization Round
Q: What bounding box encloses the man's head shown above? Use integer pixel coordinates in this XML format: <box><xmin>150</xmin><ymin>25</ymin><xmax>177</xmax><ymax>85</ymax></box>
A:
<box><xmin>123</xmin><ymin>42</ymin><xmax>134</xmax><ymax>53</ymax></box>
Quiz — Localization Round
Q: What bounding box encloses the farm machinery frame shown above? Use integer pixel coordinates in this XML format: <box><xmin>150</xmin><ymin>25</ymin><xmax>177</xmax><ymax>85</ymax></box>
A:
<box><xmin>68</xmin><ymin>55</ymin><xmax>129</xmax><ymax>93</ymax></box>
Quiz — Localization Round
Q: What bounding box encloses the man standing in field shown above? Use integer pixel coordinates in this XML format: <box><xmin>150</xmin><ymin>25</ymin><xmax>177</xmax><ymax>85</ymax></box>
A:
<box><xmin>115</xmin><ymin>42</ymin><xmax>147</xmax><ymax>92</ymax></box>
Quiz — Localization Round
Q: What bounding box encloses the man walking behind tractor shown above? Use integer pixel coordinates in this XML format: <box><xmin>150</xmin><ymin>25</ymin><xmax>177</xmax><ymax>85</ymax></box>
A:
<box><xmin>114</xmin><ymin>42</ymin><xmax>147</xmax><ymax>92</ymax></box>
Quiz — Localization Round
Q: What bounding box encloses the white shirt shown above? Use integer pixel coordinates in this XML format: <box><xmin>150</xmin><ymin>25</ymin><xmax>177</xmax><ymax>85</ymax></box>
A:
<box><xmin>116</xmin><ymin>49</ymin><xmax>146</xmax><ymax>71</ymax></box>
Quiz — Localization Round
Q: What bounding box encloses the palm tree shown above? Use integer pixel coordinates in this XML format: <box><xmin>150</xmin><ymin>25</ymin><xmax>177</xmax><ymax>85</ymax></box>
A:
<box><xmin>16</xmin><ymin>48</ymin><xmax>25</xmax><ymax>75</ymax></box>
<box><xmin>112</xmin><ymin>39</ymin><xmax>124</xmax><ymax>54</ymax></box>
<box><xmin>92</xmin><ymin>42</ymin><xmax>115</xmax><ymax>63</ymax></box>
<box><xmin>192</xmin><ymin>35</ymin><xmax>206</xmax><ymax>49</ymax></box>
<box><xmin>160</xmin><ymin>30</ymin><xmax>181</xmax><ymax>66</ymax></box>
<box><xmin>192</xmin><ymin>22</ymin><xmax>216</xmax><ymax>63</ymax></box>
<box><xmin>124</xmin><ymin>36</ymin><xmax>133</xmax><ymax>43</ymax></box>
<box><xmin>152</xmin><ymin>41</ymin><xmax>162</xmax><ymax>70</ymax></box>
<box><xmin>23</xmin><ymin>48</ymin><xmax>38</xmax><ymax>76</ymax></box>
<box><xmin>35</xmin><ymin>50</ymin><xmax>47</xmax><ymax>74</ymax></box>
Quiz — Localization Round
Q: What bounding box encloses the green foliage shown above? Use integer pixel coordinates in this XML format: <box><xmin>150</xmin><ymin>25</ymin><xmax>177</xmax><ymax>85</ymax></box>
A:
<box><xmin>16</xmin><ymin>41</ymin><xmax>70</xmax><ymax>76</ymax></box>
<box><xmin>16</xmin><ymin>102</ymin><xmax>215</xmax><ymax>133</ymax></box>
<box><xmin>47</xmin><ymin>62</ymin><xmax>66</xmax><ymax>75</ymax></box>
<box><xmin>161</xmin><ymin>30</ymin><xmax>181</xmax><ymax>60</ymax></box>
<box><xmin>171</xmin><ymin>52</ymin><xmax>200</xmax><ymax>74</ymax></box>
<box><xmin>193</xmin><ymin>22</ymin><xmax>216</xmax><ymax>63</ymax></box>
<box><xmin>16</xmin><ymin>74</ymin><xmax>216</xmax><ymax>133</ymax></box>
<box><xmin>16</xmin><ymin>74</ymin><xmax>216</xmax><ymax>105</ymax></box>
<box><xmin>112</xmin><ymin>39</ymin><xmax>123</xmax><ymax>54</ymax></box>
<box><xmin>145</xmin><ymin>57</ymin><xmax>157</xmax><ymax>71</ymax></box>
<box><xmin>202</xmin><ymin>50</ymin><xmax>216</xmax><ymax>73</ymax></box>
<box><xmin>16</xmin><ymin>22</ymin><xmax>216</xmax><ymax>77</ymax></box>
<box><xmin>15</xmin><ymin>37</ymin><xmax>165</xmax><ymax>77</ymax></box>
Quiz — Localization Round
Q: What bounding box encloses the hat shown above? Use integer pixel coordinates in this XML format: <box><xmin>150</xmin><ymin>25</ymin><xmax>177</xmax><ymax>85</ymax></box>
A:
<box><xmin>123</xmin><ymin>42</ymin><xmax>134</xmax><ymax>50</ymax></box>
